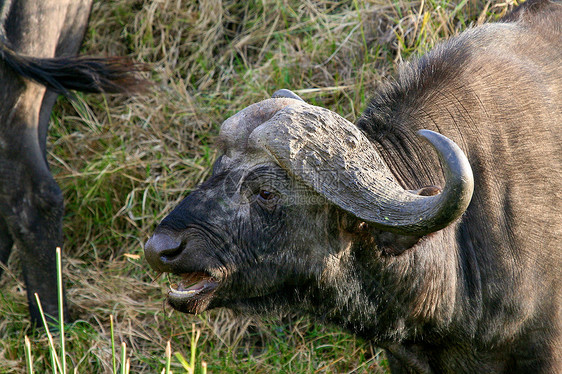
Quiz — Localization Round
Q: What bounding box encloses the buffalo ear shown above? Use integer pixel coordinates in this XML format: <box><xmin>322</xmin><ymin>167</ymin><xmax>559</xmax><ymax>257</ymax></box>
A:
<box><xmin>376</xmin><ymin>230</ymin><xmax>422</xmax><ymax>256</ymax></box>
<box><xmin>346</xmin><ymin>218</ymin><xmax>422</xmax><ymax>256</ymax></box>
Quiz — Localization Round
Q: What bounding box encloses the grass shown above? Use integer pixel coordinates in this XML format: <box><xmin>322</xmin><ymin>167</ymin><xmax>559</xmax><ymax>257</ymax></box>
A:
<box><xmin>0</xmin><ymin>0</ymin><xmax>519</xmax><ymax>372</ymax></box>
<box><xmin>23</xmin><ymin>247</ymin><xmax>205</xmax><ymax>374</ymax></box>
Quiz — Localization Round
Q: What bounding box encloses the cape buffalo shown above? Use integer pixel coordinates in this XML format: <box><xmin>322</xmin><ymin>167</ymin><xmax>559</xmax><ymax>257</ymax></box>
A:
<box><xmin>0</xmin><ymin>0</ymin><xmax>145</xmax><ymax>325</ymax></box>
<box><xmin>145</xmin><ymin>1</ymin><xmax>561</xmax><ymax>372</ymax></box>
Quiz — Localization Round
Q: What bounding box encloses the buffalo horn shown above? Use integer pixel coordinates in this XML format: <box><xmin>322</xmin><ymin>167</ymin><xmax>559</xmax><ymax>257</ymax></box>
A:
<box><xmin>248</xmin><ymin>101</ymin><xmax>474</xmax><ymax>236</ymax></box>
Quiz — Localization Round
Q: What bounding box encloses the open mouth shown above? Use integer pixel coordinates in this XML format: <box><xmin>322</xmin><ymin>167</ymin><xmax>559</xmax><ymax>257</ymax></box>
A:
<box><xmin>166</xmin><ymin>272</ymin><xmax>219</xmax><ymax>314</ymax></box>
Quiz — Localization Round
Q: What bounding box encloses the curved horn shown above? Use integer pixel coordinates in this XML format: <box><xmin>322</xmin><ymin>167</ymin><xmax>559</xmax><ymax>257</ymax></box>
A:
<box><xmin>248</xmin><ymin>102</ymin><xmax>474</xmax><ymax>236</ymax></box>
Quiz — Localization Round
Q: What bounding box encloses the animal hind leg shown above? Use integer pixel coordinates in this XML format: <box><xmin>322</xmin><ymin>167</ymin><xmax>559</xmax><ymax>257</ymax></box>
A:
<box><xmin>22</xmin><ymin>174</ymin><xmax>67</xmax><ymax>327</ymax></box>
<box><xmin>0</xmin><ymin>158</ymin><xmax>69</xmax><ymax>327</ymax></box>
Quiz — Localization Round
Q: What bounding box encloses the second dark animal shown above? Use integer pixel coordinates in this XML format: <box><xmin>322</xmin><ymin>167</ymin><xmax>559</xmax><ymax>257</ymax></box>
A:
<box><xmin>0</xmin><ymin>0</ymin><xmax>146</xmax><ymax>325</ymax></box>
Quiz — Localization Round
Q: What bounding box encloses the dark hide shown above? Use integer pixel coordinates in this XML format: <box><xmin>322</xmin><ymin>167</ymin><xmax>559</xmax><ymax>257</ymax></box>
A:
<box><xmin>0</xmin><ymin>0</ymin><xmax>146</xmax><ymax>326</ymax></box>
<box><xmin>145</xmin><ymin>1</ymin><xmax>561</xmax><ymax>373</ymax></box>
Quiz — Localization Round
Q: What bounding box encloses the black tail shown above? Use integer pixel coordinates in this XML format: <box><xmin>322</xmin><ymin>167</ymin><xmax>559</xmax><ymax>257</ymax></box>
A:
<box><xmin>0</xmin><ymin>41</ymin><xmax>150</xmax><ymax>96</ymax></box>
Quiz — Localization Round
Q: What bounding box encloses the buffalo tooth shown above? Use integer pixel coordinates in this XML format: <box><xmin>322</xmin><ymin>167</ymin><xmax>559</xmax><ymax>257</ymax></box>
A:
<box><xmin>169</xmin><ymin>286</ymin><xmax>200</xmax><ymax>296</ymax></box>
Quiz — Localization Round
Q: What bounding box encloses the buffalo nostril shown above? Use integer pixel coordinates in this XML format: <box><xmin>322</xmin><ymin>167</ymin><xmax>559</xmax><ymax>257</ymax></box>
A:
<box><xmin>150</xmin><ymin>234</ymin><xmax>182</xmax><ymax>256</ymax></box>
<box><xmin>144</xmin><ymin>233</ymin><xmax>182</xmax><ymax>271</ymax></box>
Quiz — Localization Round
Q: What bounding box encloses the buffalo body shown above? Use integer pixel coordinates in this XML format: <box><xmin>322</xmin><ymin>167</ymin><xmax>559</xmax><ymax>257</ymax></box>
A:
<box><xmin>145</xmin><ymin>1</ymin><xmax>561</xmax><ymax>372</ymax></box>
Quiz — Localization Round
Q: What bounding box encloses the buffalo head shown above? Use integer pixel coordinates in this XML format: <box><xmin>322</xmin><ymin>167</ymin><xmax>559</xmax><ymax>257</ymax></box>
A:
<box><xmin>144</xmin><ymin>89</ymin><xmax>473</xmax><ymax>316</ymax></box>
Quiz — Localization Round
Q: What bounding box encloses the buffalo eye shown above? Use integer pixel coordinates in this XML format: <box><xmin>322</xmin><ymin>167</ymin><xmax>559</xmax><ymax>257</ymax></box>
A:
<box><xmin>258</xmin><ymin>189</ymin><xmax>275</xmax><ymax>201</ymax></box>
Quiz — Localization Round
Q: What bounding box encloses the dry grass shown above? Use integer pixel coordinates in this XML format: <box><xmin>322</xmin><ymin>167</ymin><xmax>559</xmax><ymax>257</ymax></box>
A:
<box><xmin>0</xmin><ymin>0</ymin><xmax>519</xmax><ymax>372</ymax></box>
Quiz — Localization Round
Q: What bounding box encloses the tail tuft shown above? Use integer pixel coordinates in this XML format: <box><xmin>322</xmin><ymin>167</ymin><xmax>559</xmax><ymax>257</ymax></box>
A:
<box><xmin>0</xmin><ymin>42</ymin><xmax>151</xmax><ymax>96</ymax></box>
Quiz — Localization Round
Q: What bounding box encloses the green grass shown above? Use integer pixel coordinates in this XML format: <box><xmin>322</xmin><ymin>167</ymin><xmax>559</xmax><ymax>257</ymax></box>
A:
<box><xmin>23</xmin><ymin>250</ymin><xmax>202</xmax><ymax>373</ymax></box>
<box><xmin>0</xmin><ymin>0</ymin><xmax>518</xmax><ymax>372</ymax></box>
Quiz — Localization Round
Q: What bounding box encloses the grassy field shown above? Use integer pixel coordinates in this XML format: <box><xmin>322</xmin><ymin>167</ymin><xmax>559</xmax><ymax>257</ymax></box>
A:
<box><xmin>0</xmin><ymin>0</ymin><xmax>518</xmax><ymax>372</ymax></box>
